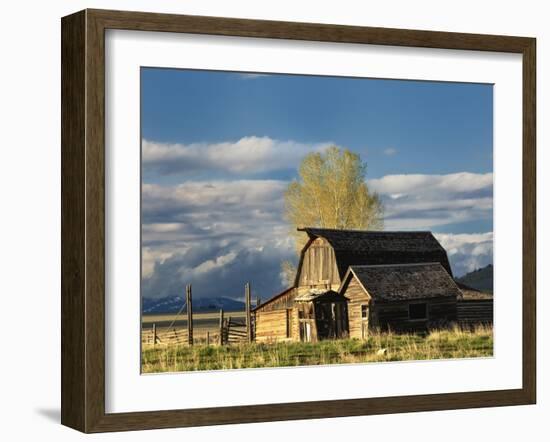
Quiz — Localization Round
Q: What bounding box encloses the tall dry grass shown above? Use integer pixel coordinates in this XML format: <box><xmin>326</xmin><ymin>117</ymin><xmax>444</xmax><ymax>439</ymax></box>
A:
<box><xmin>141</xmin><ymin>324</ymin><xmax>493</xmax><ymax>373</ymax></box>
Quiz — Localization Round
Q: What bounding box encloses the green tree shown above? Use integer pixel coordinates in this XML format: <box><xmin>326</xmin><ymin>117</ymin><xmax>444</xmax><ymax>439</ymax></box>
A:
<box><xmin>281</xmin><ymin>146</ymin><xmax>383</xmax><ymax>285</ymax></box>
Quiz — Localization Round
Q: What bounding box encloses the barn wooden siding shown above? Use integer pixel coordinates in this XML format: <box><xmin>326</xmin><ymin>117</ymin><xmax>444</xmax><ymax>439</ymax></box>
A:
<box><xmin>255</xmin><ymin>309</ymin><xmax>294</xmax><ymax>343</ymax></box>
<box><xmin>457</xmin><ymin>299</ymin><xmax>493</xmax><ymax>326</ymax></box>
<box><xmin>375</xmin><ymin>297</ymin><xmax>458</xmax><ymax>332</ymax></box>
<box><xmin>298</xmin><ymin>237</ymin><xmax>340</xmax><ymax>289</ymax></box>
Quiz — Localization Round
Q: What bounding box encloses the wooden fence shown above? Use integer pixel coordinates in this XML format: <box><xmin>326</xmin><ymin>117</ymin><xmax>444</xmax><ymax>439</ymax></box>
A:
<box><xmin>142</xmin><ymin>282</ymin><xmax>258</xmax><ymax>347</ymax></box>
<box><xmin>219</xmin><ymin>282</ymin><xmax>254</xmax><ymax>345</ymax></box>
<box><xmin>141</xmin><ymin>325</ymin><xmax>189</xmax><ymax>346</ymax></box>
<box><xmin>223</xmin><ymin>317</ymin><xmax>249</xmax><ymax>345</ymax></box>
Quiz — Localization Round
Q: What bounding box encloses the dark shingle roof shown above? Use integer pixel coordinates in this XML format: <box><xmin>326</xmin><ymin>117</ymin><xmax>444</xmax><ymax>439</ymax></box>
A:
<box><xmin>300</xmin><ymin>227</ymin><xmax>453</xmax><ymax>277</ymax></box>
<box><xmin>294</xmin><ymin>289</ymin><xmax>347</xmax><ymax>303</ymax></box>
<box><xmin>346</xmin><ymin>263</ymin><xmax>461</xmax><ymax>302</ymax></box>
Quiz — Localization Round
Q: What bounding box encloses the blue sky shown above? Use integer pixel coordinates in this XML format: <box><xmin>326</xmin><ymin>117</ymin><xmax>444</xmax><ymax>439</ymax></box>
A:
<box><xmin>141</xmin><ymin>68</ymin><xmax>494</xmax><ymax>300</ymax></box>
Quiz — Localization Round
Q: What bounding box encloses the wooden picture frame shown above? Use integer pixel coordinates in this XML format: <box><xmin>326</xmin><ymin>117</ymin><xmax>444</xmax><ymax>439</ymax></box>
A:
<box><xmin>61</xmin><ymin>8</ymin><xmax>536</xmax><ymax>433</ymax></box>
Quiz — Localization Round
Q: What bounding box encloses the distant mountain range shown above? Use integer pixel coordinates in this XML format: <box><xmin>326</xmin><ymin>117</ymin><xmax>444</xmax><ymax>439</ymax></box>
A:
<box><xmin>142</xmin><ymin>296</ymin><xmax>246</xmax><ymax>314</ymax></box>
<box><xmin>456</xmin><ymin>264</ymin><xmax>493</xmax><ymax>294</ymax></box>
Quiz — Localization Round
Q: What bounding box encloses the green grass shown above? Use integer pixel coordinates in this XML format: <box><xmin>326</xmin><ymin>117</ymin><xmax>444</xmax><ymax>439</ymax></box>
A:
<box><xmin>141</xmin><ymin>325</ymin><xmax>493</xmax><ymax>373</ymax></box>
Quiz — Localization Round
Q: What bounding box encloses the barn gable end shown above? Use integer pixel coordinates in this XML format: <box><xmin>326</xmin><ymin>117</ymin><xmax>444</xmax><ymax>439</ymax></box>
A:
<box><xmin>338</xmin><ymin>274</ymin><xmax>372</xmax><ymax>339</ymax></box>
<box><xmin>295</xmin><ymin>237</ymin><xmax>341</xmax><ymax>290</ymax></box>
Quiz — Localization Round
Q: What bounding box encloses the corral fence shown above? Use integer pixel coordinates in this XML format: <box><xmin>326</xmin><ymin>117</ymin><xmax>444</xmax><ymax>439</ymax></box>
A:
<box><xmin>142</xmin><ymin>325</ymin><xmax>190</xmax><ymax>346</ymax></box>
<box><xmin>143</xmin><ymin>282</ymin><xmax>259</xmax><ymax>347</ymax></box>
<box><xmin>220</xmin><ymin>317</ymin><xmax>249</xmax><ymax>345</ymax></box>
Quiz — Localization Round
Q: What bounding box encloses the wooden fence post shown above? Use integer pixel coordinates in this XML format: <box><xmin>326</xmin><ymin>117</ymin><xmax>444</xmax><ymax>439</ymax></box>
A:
<box><xmin>186</xmin><ymin>284</ymin><xmax>193</xmax><ymax>346</ymax></box>
<box><xmin>206</xmin><ymin>331</ymin><xmax>210</xmax><ymax>346</ymax></box>
<box><xmin>245</xmin><ymin>282</ymin><xmax>252</xmax><ymax>343</ymax></box>
<box><xmin>219</xmin><ymin>309</ymin><xmax>224</xmax><ymax>345</ymax></box>
<box><xmin>227</xmin><ymin>315</ymin><xmax>232</xmax><ymax>342</ymax></box>
<box><xmin>152</xmin><ymin>323</ymin><xmax>157</xmax><ymax>345</ymax></box>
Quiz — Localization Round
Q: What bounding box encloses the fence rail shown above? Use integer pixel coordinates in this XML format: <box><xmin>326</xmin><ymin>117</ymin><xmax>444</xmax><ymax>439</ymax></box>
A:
<box><xmin>141</xmin><ymin>328</ymin><xmax>189</xmax><ymax>345</ymax></box>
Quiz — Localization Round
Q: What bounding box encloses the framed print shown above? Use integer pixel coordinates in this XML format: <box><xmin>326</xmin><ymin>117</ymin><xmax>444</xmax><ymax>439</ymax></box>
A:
<box><xmin>61</xmin><ymin>9</ymin><xmax>536</xmax><ymax>433</ymax></box>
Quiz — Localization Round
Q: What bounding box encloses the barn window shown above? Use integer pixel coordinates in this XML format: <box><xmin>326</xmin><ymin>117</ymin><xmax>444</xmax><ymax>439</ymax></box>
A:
<box><xmin>409</xmin><ymin>303</ymin><xmax>427</xmax><ymax>320</ymax></box>
<box><xmin>361</xmin><ymin>304</ymin><xmax>368</xmax><ymax>319</ymax></box>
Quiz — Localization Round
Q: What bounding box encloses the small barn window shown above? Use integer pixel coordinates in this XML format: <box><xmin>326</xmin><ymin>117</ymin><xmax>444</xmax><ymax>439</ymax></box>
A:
<box><xmin>409</xmin><ymin>303</ymin><xmax>427</xmax><ymax>320</ymax></box>
<box><xmin>361</xmin><ymin>304</ymin><xmax>368</xmax><ymax>319</ymax></box>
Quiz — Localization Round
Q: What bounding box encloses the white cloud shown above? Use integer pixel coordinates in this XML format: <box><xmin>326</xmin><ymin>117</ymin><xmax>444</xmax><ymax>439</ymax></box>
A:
<box><xmin>435</xmin><ymin>232</ymin><xmax>493</xmax><ymax>252</ymax></box>
<box><xmin>191</xmin><ymin>251</ymin><xmax>238</xmax><ymax>275</ymax></box>
<box><xmin>383</xmin><ymin>147</ymin><xmax>398</xmax><ymax>156</ymax></box>
<box><xmin>142</xmin><ymin>137</ymin><xmax>331</xmax><ymax>175</ymax></box>
<box><xmin>142</xmin><ymin>247</ymin><xmax>176</xmax><ymax>278</ymax></box>
<box><xmin>435</xmin><ymin>232</ymin><xmax>493</xmax><ymax>277</ymax></box>
<box><xmin>368</xmin><ymin>172</ymin><xmax>493</xmax><ymax>230</ymax></box>
<box><xmin>370</xmin><ymin>172</ymin><xmax>492</xmax><ymax>195</ymax></box>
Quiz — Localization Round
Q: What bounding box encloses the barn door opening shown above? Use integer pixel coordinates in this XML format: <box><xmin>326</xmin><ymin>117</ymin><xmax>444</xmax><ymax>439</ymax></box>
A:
<box><xmin>299</xmin><ymin>322</ymin><xmax>312</xmax><ymax>342</ymax></box>
<box><xmin>334</xmin><ymin>302</ymin><xmax>348</xmax><ymax>338</ymax></box>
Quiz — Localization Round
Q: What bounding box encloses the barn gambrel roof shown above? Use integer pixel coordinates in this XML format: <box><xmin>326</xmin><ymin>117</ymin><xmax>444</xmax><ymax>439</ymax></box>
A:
<box><xmin>342</xmin><ymin>263</ymin><xmax>461</xmax><ymax>302</ymax></box>
<box><xmin>299</xmin><ymin>227</ymin><xmax>453</xmax><ymax>277</ymax></box>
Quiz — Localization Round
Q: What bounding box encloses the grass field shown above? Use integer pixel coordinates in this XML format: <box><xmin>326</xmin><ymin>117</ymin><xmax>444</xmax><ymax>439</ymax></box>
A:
<box><xmin>141</xmin><ymin>325</ymin><xmax>493</xmax><ymax>373</ymax></box>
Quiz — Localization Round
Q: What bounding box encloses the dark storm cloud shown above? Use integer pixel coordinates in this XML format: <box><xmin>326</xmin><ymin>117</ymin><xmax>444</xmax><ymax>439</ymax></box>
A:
<box><xmin>142</xmin><ymin>241</ymin><xmax>294</xmax><ymax>300</ymax></box>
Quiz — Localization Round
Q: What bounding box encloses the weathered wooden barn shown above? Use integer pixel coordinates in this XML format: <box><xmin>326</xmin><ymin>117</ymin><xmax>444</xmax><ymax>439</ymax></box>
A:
<box><xmin>339</xmin><ymin>263</ymin><xmax>461</xmax><ymax>335</ymax></box>
<box><xmin>253</xmin><ymin>227</ymin><xmax>485</xmax><ymax>342</ymax></box>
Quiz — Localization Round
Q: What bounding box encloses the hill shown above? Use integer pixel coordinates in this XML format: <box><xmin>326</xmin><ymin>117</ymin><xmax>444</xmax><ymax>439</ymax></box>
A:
<box><xmin>456</xmin><ymin>264</ymin><xmax>493</xmax><ymax>294</ymax></box>
<box><xmin>142</xmin><ymin>296</ymin><xmax>245</xmax><ymax>314</ymax></box>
